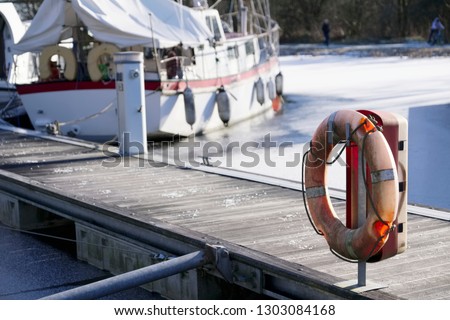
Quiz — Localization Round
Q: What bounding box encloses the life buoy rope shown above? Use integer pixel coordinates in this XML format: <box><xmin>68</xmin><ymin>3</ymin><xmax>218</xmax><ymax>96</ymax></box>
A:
<box><xmin>39</xmin><ymin>45</ymin><xmax>77</xmax><ymax>81</ymax></box>
<box><xmin>302</xmin><ymin>109</ymin><xmax>399</xmax><ymax>261</ymax></box>
<box><xmin>87</xmin><ymin>43</ymin><xmax>120</xmax><ymax>82</ymax></box>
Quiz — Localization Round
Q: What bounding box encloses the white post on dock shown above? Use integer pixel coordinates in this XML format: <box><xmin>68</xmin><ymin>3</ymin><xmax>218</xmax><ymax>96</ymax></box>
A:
<box><xmin>114</xmin><ymin>52</ymin><xmax>148</xmax><ymax>156</ymax></box>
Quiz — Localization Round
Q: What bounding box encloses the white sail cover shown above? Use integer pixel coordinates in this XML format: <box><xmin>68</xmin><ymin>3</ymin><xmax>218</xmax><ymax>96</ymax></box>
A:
<box><xmin>13</xmin><ymin>0</ymin><xmax>213</xmax><ymax>53</ymax></box>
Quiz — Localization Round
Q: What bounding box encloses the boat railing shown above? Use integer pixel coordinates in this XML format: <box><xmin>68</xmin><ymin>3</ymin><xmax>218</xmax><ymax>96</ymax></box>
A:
<box><xmin>160</xmin><ymin>55</ymin><xmax>191</xmax><ymax>65</ymax></box>
<box><xmin>220</xmin><ymin>10</ymin><xmax>279</xmax><ymax>35</ymax></box>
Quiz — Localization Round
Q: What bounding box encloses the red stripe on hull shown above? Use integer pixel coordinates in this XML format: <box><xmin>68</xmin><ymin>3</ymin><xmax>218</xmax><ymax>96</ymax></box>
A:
<box><xmin>16</xmin><ymin>58</ymin><xmax>279</xmax><ymax>95</ymax></box>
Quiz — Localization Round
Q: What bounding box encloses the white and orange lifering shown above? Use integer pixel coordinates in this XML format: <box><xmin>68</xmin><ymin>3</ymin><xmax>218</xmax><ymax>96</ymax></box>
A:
<box><xmin>87</xmin><ymin>43</ymin><xmax>120</xmax><ymax>81</ymax></box>
<box><xmin>39</xmin><ymin>45</ymin><xmax>77</xmax><ymax>81</ymax></box>
<box><xmin>304</xmin><ymin>109</ymin><xmax>399</xmax><ymax>261</ymax></box>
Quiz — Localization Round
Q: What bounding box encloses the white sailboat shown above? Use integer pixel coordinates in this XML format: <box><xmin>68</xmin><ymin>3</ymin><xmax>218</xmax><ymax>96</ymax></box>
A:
<box><xmin>13</xmin><ymin>0</ymin><xmax>283</xmax><ymax>142</ymax></box>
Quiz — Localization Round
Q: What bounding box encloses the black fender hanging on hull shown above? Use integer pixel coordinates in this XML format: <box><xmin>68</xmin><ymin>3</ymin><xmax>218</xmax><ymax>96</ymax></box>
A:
<box><xmin>183</xmin><ymin>87</ymin><xmax>196</xmax><ymax>128</ymax></box>
<box><xmin>255</xmin><ymin>77</ymin><xmax>265</xmax><ymax>105</ymax></box>
<box><xmin>267</xmin><ymin>78</ymin><xmax>276</xmax><ymax>100</ymax></box>
<box><xmin>275</xmin><ymin>72</ymin><xmax>283</xmax><ymax>96</ymax></box>
<box><xmin>216</xmin><ymin>86</ymin><xmax>230</xmax><ymax>126</ymax></box>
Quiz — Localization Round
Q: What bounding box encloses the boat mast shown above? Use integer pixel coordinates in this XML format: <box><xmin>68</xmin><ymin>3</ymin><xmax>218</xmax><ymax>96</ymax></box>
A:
<box><xmin>148</xmin><ymin>13</ymin><xmax>161</xmax><ymax>76</ymax></box>
<box><xmin>239</xmin><ymin>0</ymin><xmax>248</xmax><ymax>35</ymax></box>
<box><xmin>262</xmin><ymin>0</ymin><xmax>273</xmax><ymax>44</ymax></box>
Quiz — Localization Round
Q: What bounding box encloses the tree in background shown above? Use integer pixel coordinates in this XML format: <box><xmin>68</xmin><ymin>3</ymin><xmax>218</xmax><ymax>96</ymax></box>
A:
<box><xmin>271</xmin><ymin>0</ymin><xmax>330</xmax><ymax>41</ymax></box>
<box><xmin>2</xmin><ymin>0</ymin><xmax>450</xmax><ymax>43</ymax></box>
<box><xmin>0</xmin><ymin>0</ymin><xmax>42</xmax><ymax>20</ymax></box>
<box><xmin>270</xmin><ymin>0</ymin><xmax>450</xmax><ymax>43</ymax></box>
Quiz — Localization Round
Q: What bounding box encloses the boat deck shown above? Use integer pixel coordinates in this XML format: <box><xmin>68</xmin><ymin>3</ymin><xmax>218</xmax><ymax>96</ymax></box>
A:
<box><xmin>0</xmin><ymin>127</ymin><xmax>449</xmax><ymax>299</ymax></box>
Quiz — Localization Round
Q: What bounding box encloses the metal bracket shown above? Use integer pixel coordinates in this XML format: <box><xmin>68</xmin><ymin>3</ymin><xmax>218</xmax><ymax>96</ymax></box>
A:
<box><xmin>215</xmin><ymin>246</ymin><xmax>234</xmax><ymax>283</ymax></box>
<box><xmin>204</xmin><ymin>244</ymin><xmax>262</xmax><ymax>292</ymax></box>
<box><xmin>232</xmin><ymin>263</ymin><xmax>262</xmax><ymax>293</ymax></box>
<box><xmin>201</xmin><ymin>156</ymin><xmax>212</xmax><ymax>167</ymax></box>
<box><xmin>205</xmin><ymin>244</ymin><xmax>233</xmax><ymax>283</ymax></box>
<box><xmin>335</xmin><ymin>279</ymin><xmax>387</xmax><ymax>293</ymax></box>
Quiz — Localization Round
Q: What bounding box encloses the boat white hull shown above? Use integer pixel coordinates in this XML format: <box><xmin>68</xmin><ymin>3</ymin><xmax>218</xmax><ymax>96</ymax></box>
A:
<box><xmin>18</xmin><ymin>59</ymin><xmax>281</xmax><ymax>142</ymax></box>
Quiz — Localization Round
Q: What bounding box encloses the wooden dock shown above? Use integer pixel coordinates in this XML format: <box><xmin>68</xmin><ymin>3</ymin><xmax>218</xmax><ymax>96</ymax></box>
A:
<box><xmin>0</xmin><ymin>126</ymin><xmax>449</xmax><ymax>300</ymax></box>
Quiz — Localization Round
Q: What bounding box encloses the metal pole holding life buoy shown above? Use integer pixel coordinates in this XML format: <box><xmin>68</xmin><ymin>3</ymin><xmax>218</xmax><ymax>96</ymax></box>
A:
<box><xmin>357</xmin><ymin>148</ymin><xmax>367</xmax><ymax>287</ymax></box>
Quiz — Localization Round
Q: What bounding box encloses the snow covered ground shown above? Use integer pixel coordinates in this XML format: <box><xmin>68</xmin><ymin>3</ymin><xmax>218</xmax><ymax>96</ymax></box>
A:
<box><xmin>149</xmin><ymin>45</ymin><xmax>450</xmax><ymax>211</ymax></box>
<box><xmin>280</xmin><ymin>53</ymin><xmax>450</xmax><ymax>210</ymax></box>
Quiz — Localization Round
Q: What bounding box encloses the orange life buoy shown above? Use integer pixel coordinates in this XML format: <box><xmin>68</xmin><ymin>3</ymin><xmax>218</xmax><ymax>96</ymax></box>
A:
<box><xmin>304</xmin><ymin>109</ymin><xmax>399</xmax><ymax>261</ymax></box>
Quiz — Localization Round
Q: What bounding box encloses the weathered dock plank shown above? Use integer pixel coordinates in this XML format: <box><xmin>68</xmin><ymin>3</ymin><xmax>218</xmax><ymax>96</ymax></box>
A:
<box><xmin>0</xmin><ymin>128</ymin><xmax>449</xmax><ymax>300</ymax></box>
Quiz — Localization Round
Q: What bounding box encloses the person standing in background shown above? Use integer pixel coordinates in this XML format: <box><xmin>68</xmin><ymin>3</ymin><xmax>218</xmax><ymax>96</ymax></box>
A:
<box><xmin>428</xmin><ymin>17</ymin><xmax>445</xmax><ymax>45</ymax></box>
